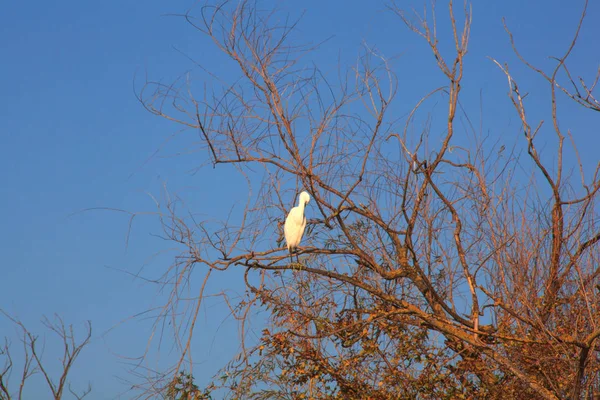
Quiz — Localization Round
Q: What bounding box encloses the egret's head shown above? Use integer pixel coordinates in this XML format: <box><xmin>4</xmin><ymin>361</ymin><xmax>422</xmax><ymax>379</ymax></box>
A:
<box><xmin>300</xmin><ymin>191</ymin><xmax>311</xmax><ymax>206</ymax></box>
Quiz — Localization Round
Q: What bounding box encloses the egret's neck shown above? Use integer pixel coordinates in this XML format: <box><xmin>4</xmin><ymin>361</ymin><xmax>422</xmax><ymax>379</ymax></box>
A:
<box><xmin>298</xmin><ymin>201</ymin><xmax>306</xmax><ymax>213</ymax></box>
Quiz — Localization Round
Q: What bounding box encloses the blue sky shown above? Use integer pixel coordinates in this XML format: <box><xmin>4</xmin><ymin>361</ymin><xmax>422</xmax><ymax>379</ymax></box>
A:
<box><xmin>1</xmin><ymin>0</ymin><xmax>598</xmax><ymax>398</ymax></box>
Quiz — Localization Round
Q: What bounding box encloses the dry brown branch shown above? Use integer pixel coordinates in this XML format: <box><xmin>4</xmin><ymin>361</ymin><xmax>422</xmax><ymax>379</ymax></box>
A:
<box><xmin>0</xmin><ymin>312</ymin><xmax>92</xmax><ymax>400</ymax></box>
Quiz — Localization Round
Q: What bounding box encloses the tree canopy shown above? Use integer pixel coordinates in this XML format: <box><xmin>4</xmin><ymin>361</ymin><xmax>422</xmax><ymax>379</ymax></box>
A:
<box><xmin>135</xmin><ymin>1</ymin><xmax>600</xmax><ymax>399</ymax></box>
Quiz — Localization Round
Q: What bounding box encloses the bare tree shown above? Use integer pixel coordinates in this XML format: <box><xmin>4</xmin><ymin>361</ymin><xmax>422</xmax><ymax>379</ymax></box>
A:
<box><xmin>133</xmin><ymin>0</ymin><xmax>600</xmax><ymax>398</ymax></box>
<box><xmin>0</xmin><ymin>312</ymin><xmax>92</xmax><ymax>400</ymax></box>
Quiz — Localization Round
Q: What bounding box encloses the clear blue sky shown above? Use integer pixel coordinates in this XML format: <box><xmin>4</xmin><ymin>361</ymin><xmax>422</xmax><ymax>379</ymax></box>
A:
<box><xmin>1</xmin><ymin>0</ymin><xmax>598</xmax><ymax>398</ymax></box>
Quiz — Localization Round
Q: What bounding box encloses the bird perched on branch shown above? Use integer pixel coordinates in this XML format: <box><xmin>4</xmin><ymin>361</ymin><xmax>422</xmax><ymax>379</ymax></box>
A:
<box><xmin>284</xmin><ymin>191</ymin><xmax>311</xmax><ymax>262</ymax></box>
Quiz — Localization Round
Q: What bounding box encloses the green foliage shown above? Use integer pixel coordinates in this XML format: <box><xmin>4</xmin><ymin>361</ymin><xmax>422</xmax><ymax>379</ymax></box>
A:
<box><xmin>165</xmin><ymin>372</ymin><xmax>213</xmax><ymax>400</ymax></box>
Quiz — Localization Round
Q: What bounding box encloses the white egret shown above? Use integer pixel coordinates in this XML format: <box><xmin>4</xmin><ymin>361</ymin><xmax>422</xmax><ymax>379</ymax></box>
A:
<box><xmin>284</xmin><ymin>191</ymin><xmax>310</xmax><ymax>261</ymax></box>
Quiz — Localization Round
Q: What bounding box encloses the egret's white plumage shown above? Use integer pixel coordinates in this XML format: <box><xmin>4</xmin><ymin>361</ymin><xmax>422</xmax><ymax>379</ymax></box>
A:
<box><xmin>284</xmin><ymin>191</ymin><xmax>310</xmax><ymax>258</ymax></box>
